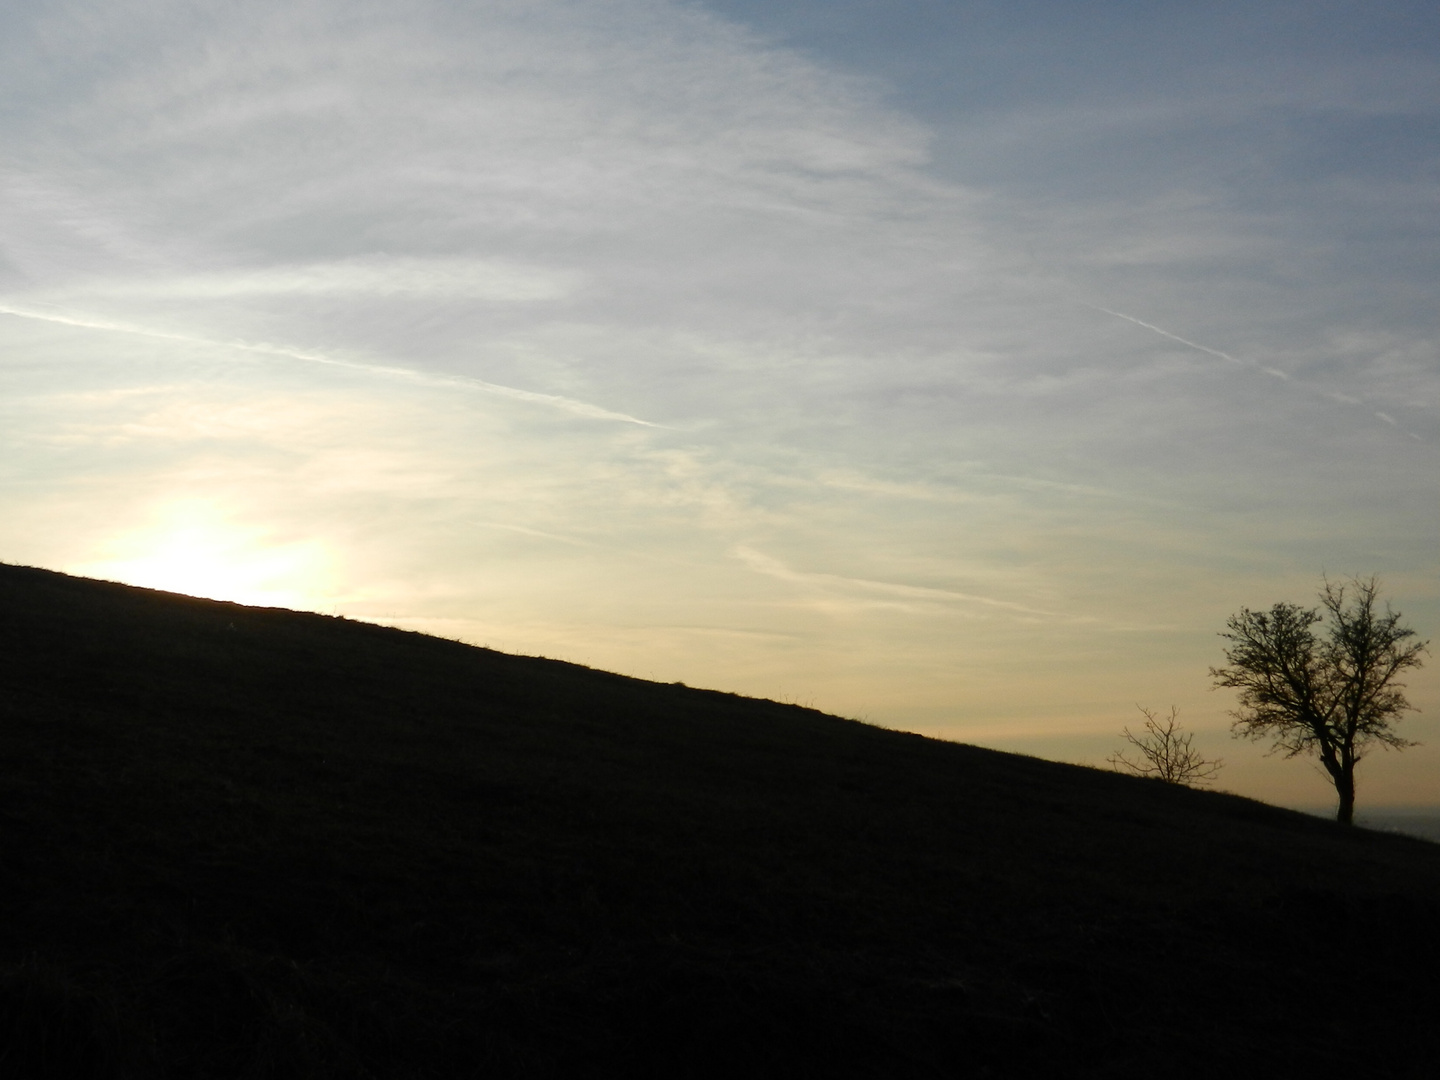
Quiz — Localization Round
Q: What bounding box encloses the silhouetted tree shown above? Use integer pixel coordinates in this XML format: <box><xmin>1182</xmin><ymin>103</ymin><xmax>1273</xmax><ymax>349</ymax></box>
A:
<box><xmin>1211</xmin><ymin>576</ymin><xmax>1428</xmax><ymax>824</ymax></box>
<box><xmin>1107</xmin><ymin>705</ymin><xmax>1223</xmax><ymax>786</ymax></box>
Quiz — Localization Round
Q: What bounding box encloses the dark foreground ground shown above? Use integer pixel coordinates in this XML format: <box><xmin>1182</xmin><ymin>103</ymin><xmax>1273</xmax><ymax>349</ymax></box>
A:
<box><xmin>2</xmin><ymin>563</ymin><xmax>1438</xmax><ymax>1078</ymax></box>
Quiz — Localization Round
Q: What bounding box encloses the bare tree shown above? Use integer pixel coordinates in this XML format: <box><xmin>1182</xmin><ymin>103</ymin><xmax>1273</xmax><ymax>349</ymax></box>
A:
<box><xmin>1108</xmin><ymin>705</ymin><xmax>1223</xmax><ymax>786</ymax></box>
<box><xmin>1210</xmin><ymin>576</ymin><xmax>1428</xmax><ymax>824</ymax></box>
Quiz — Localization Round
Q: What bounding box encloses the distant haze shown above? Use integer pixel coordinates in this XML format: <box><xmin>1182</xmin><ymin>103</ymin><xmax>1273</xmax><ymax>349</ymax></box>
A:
<box><xmin>2</xmin><ymin>0</ymin><xmax>1436</xmax><ymax>808</ymax></box>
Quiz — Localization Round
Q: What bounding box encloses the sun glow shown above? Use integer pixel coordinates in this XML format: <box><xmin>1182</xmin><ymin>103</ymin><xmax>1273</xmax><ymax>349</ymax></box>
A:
<box><xmin>71</xmin><ymin>500</ymin><xmax>337</xmax><ymax>610</ymax></box>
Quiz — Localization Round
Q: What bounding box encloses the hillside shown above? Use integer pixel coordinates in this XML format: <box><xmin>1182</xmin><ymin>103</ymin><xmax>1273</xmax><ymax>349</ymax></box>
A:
<box><xmin>2</xmin><ymin>562</ymin><xmax>1437</xmax><ymax>1078</ymax></box>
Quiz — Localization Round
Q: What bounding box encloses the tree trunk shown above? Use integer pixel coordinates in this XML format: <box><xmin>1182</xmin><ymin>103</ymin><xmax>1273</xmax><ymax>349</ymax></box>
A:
<box><xmin>1335</xmin><ymin>766</ymin><xmax>1356</xmax><ymax>825</ymax></box>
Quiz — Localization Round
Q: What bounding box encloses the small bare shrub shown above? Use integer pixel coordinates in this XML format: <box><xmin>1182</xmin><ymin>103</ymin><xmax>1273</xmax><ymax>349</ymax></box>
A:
<box><xmin>1108</xmin><ymin>706</ymin><xmax>1223</xmax><ymax>787</ymax></box>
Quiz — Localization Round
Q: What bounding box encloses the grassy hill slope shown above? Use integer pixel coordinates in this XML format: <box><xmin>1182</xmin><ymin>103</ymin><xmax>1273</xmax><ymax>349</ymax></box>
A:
<box><xmin>2</xmin><ymin>563</ymin><xmax>1437</xmax><ymax>1078</ymax></box>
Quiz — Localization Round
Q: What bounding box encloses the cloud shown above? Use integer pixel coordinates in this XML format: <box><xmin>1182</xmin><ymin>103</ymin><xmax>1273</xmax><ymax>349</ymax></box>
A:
<box><xmin>731</xmin><ymin>545</ymin><xmax>1112</xmax><ymax>626</ymax></box>
<box><xmin>48</xmin><ymin>257</ymin><xmax>578</xmax><ymax>302</ymax></box>
<box><xmin>0</xmin><ymin>302</ymin><xmax>661</xmax><ymax>426</ymax></box>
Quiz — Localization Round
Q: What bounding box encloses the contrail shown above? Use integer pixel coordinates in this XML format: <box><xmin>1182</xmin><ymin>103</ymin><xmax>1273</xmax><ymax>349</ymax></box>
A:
<box><xmin>1081</xmin><ymin>301</ymin><xmax>1425</xmax><ymax>441</ymax></box>
<box><xmin>0</xmin><ymin>302</ymin><xmax>663</xmax><ymax>428</ymax></box>
<box><xmin>1085</xmin><ymin>302</ymin><xmax>1290</xmax><ymax>379</ymax></box>
<box><xmin>1082</xmin><ymin>303</ymin><xmax>1246</xmax><ymax>366</ymax></box>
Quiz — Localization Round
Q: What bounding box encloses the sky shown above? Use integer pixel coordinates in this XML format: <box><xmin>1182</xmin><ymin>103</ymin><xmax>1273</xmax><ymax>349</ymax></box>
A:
<box><xmin>2</xmin><ymin>0</ymin><xmax>1437</xmax><ymax>810</ymax></box>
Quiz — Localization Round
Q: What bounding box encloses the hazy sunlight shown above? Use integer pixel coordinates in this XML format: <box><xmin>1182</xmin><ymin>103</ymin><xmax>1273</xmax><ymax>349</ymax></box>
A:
<box><xmin>71</xmin><ymin>501</ymin><xmax>336</xmax><ymax>610</ymax></box>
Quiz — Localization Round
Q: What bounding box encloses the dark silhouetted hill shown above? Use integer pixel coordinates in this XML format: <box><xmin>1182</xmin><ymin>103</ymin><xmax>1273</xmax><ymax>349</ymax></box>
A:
<box><xmin>2</xmin><ymin>563</ymin><xmax>1437</xmax><ymax>1078</ymax></box>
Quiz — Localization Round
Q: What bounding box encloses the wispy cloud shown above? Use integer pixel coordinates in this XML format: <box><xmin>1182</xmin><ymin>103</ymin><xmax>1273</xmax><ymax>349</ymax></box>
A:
<box><xmin>0</xmin><ymin>302</ymin><xmax>661</xmax><ymax>426</ymax></box>
<box><xmin>731</xmin><ymin>545</ymin><xmax>1114</xmax><ymax>625</ymax></box>
<box><xmin>40</xmin><ymin>258</ymin><xmax>578</xmax><ymax>302</ymax></box>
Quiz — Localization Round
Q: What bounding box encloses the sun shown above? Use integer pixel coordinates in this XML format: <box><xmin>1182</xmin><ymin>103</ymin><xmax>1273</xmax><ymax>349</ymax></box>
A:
<box><xmin>71</xmin><ymin>500</ymin><xmax>337</xmax><ymax>610</ymax></box>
